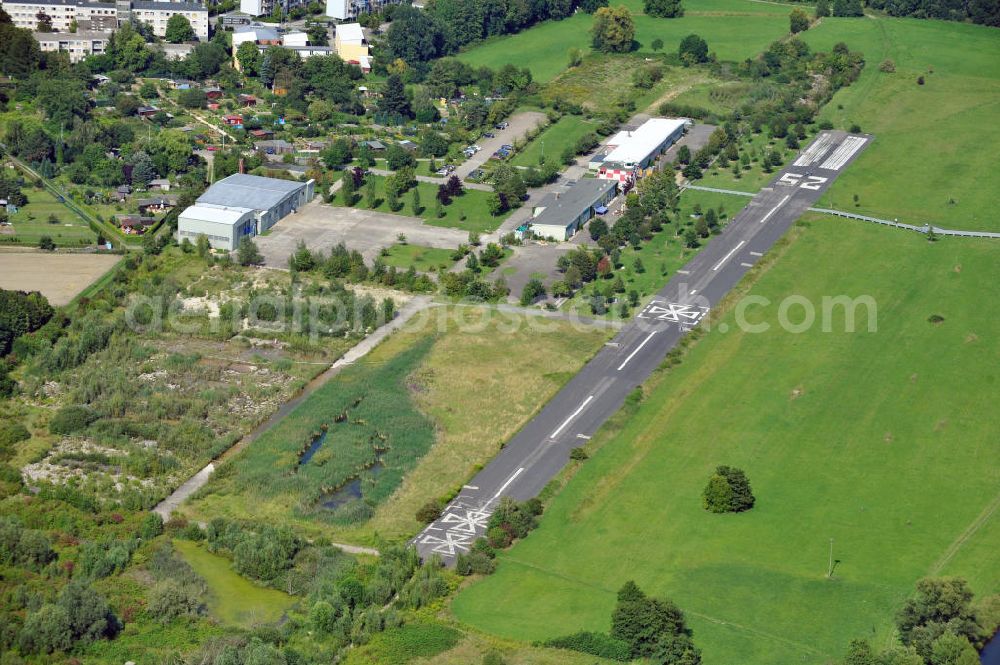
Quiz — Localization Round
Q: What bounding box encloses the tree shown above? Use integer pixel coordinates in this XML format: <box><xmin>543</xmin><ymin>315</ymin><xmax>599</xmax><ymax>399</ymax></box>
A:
<box><xmin>38</xmin><ymin>235</ymin><xmax>55</xmax><ymax>251</ymax></box>
<box><xmin>929</xmin><ymin>633</ymin><xmax>980</xmax><ymax>665</ymax></box>
<box><xmin>130</xmin><ymin>151</ymin><xmax>157</xmax><ymax>187</ymax></box>
<box><xmin>385</xmin><ymin>144</ymin><xmax>416</xmax><ymax>171</ymax></box>
<box><xmin>237</xmin><ymin>237</ymin><xmax>263</xmax><ymax>266</ymax></box>
<box><xmin>644</xmin><ymin>0</ymin><xmax>683</xmax><ymax>18</ymax></box>
<box><xmin>678</xmin><ymin>34</ymin><xmax>709</xmax><ymax>64</ymax></box>
<box><xmin>178</xmin><ymin>87</ymin><xmax>206</xmax><ymax>109</ymax></box>
<box><xmin>702</xmin><ymin>466</ymin><xmax>755</xmax><ymax>513</ymax></box>
<box><xmin>410</xmin><ymin>187</ymin><xmax>422</xmax><ymax>215</ymax></box>
<box><xmin>19</xmin><ymin>604</ymin><xmax>72</xmax><ymax>654</ymax></box>
<box><xmin>520</xmin><ymin>279</ymin><xmax>546</xmax><ymax>306</ymax></box>
<box><xmin>568</xmin><ymin>47</ymin><xmax>583</xmax><ymax>67</ymax></box>
<box><xmin>37</xmin><ymin>78</ymin><xmax>89</xmax><ymax>128</ymax></box>
<box><xmin>676</xmin><ymin>144</ymin><xmax>692</xmax><ymax>164</ymax></box>
<box><xmin>651</xmin><ymin>37</ymin><xmax>664</xmax><ymax>52</ymax></box>
<box><xmin>35</xmin><ymin>10</ymin><xmax>52</xmax><ymax>32</ymax></box>
<box><xmin>816</xmin><ymin>0</ymin><xmax>831</xmax><ymax>16</ymax></box>
<box><xmin>610</xmin><ymin>581</ymin><xmax>700</xmax><ymax>661</ymax></box>
<box><xmin>365</xmin><ymin>177</ymin><xmax>378</xmax><ymax>208</ymax></box>
<box><xmin>341</xmin><ymin>169</ymin><xmax>356</xmax><ymax>206</ymax></box>
<box><xmin>896</xmin><ymin>578</ymin><xmax>982</xmax><ymax>655</ymax></box>
<box><xmin>832</xmin><ymin>0</ymin><xmax>863</xmax><ymax>16</ymax></box>
<box><xmin>57</xmin><ymin>582</ymin><xmax>116</xmax><ymax>643</ymax></box>
<box><xmin>789</xmin><ymin>7</ymin><xmax>811</xmax><ymax>32</ymax></box>
<box><xmin>580</xmin><ymin>0</ymin><xmax>609</xmax><ymax>12</ymax></box>
<box><xmin>591</xmin><ymin>6</ymin><xmax>635</xmax><ymax>53</ymax></box>
<box><xmin>589</xmin><ymin>217</ymin><xmax>609</xmax><ymax>240</ymax></box>
<box><xmin>165</xmin><ymin>14</ymin><xmax>195</xmax><ymax>43</ymax></box>
<box><xmin>321</xmin><ymin>138</ymin><xmax>353</xmax><ymax>169</ymax></box>
<box><xmin>378</xmin><ymin>73</ymin><xmax>412</xmax><ymax>120</ymax></box>
<box><xmin>384</xmin><ymin>5</ymin><xmax>447</xmax><ymax>64</ymax></box>
<box><xmin>236</xmin><ymin>40</ymin><xmax>261</xmax><ymax>76</ymax></box>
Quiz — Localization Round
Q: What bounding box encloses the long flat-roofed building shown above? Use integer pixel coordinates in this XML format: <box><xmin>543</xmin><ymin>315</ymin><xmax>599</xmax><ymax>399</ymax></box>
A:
<box><xmin>32</xmin><ymin>29</ymin><xmax>110</xmax><ymax>62</ymax></box>
<box><xmin>529</xmin><ymin>179</ymin><xmax>617</xmax><ymax>241</ymax></box>
<box><xmin>595</xmin><ymin>117</ymin><xmax>688</xmax><ymax>182</ymax></box>
<box><xmin>177</xmin><ymin>174</ymin><xmax>314</xmax><ymax>251</ymax></box>
<box><xmin>1</xmin><ymin>0</ymin><xmax>116</xmax><ymax>31</ymax></box>
<box><xmin>130</xmin><ymin>1</ymin><xmax>209</xmax><ymax>40</ymax></box>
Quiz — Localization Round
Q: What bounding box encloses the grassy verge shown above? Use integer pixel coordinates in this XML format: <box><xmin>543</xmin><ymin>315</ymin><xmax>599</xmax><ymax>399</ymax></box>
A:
<box><xmin>452</xmin><ymin>218</ymin><xmax>1000</xmax><ymax>664</ymax></box>
<box><xmin>510</xmin><ymin>116</ymin><xmax>597</xmax><ymax>168</ymax></box>
<box><xmin>381</xmin><ymin>243</ymin><xmax>458</xmax><ymax>272</ymax></box>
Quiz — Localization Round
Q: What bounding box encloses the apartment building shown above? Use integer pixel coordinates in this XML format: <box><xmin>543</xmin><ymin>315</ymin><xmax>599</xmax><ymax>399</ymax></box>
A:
<box><xmin>1</xmin><ymin>0</ymin><xmax>116</xmax><ymax>32</ymax></box>
<box><xmin>130</xmin><ymin>1</ymin><xmax>208</xmax><ymax>40</ymax></box>
<box><xmin>324</xmin><ymin>0</ymin><xmax>399</xmax><ymax>21</ymax></box>
<box><xmin>32</xmin><ymin>29</ymin><xmax>111</xmax><ymax>62</ymax></box>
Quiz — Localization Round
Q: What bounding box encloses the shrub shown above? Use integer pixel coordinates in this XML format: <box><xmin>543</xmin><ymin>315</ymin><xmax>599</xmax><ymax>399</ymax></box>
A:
<box><xmin>415</xmin><ymin>499</ymin><xmax>443</xmax><ymax>524</ymax></box>
<box><xmin>138</xmin><ymin>512</ymin><xmax>164</xmax><ymax>540</ymax></box>
<box><xmin>455</xmin><ymin>550</ymin><xmax>496</xmax><ymax>575</ymax></box>
<box><xmin>545</xmin><ymin>631</ymin><xmax>632</xmax><ymax>661</ymax></box>
<box><xmin>702</xmin><ymin>465</ymin><xmax>755</xmax><ymax>513</ymax></box>
<box><xmin>0</xmin><ymin>422</ymin><xmax>30</xmax><ymax>450</ymax></box>
<box><xmin>879</xmin><ymin>59</ymin><xmax>896</xmax><ymax>73</ymax></box>
<box><xmin>570</xmin><ymin>447</ymin><xmax>588</xmax><ymax>460</ymax></box>
<box><xmin>49</xmin><ymin>405</ymin><xmax>99</xmax><ymax>435</ymax></box>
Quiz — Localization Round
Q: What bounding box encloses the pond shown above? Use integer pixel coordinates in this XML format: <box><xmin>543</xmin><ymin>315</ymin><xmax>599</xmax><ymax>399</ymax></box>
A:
<box><xmin>982</xmin><ymin>631</ymin><xmax>1000</xmax><ymax>665</ymax></box>
<box><xmin>318</xmin><ymin>461</ymin><xmax>383</xmax><ymax>510</ymax></box>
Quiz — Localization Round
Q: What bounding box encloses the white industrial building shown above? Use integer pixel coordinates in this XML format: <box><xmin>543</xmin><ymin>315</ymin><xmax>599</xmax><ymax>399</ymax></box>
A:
<box><xmin>529</xmin><ymin>179</ymin><xmax>617</xmax><ymax>242</ymax></box>
<box><xmin>325</xmin><ymin>0</ymin><xmax>401</xmax><ymax>21</ymax></box>
<box><xmin>177</xmin><ymin>174</ymin><xmax>315</xmax><ymax>251</ymax></box>
<box><xmin>593</xmin><ymin>117</ymin><xmax>688</xmax><ymax>182</ymax></box>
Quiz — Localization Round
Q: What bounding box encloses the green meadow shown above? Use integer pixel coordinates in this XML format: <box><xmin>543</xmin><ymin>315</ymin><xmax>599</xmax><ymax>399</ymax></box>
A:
<box><xmin>802</xmin><ymin>17</ymin><xmax>1000</xmax><ymax>232</ymax></box>
<box><xmin>453</xmin><ymin>218</ymin><xmax>1000</xmax><ymax>664</ymax></box>
<box><xmin>381</xmin><ymin>243</ymin><xmax>457</xmax><ymax>272</ymax></box>
<box><xmin>510</xmin><ymin>116</ymin><xmax>599</xmax><ymax>167</ymax></box>
<box><xmin>457</xmin><ymin>0</ymin><xmax>791</xmax><ymax>83</ymax></box>
<box><xmin>2</xmin><ymin>183</ymin><xmax>97</xmax><ymax>247</ymax></box>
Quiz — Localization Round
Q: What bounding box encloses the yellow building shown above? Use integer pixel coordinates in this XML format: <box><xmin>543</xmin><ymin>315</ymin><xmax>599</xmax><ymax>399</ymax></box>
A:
<box><xmin>334</xmin><ymin>23</ymin><xmax>370</xmax><ymax>70</ymax></box>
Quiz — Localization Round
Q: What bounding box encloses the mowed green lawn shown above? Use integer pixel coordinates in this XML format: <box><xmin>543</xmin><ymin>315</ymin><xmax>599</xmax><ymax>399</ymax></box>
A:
<box><xmin>3</xmin><ymin>184</ymin><xmax>96</xmax><ymax>247</ymax></box>
<box><xmin>802</xmin><ymin>17</ymin><xmax>1000</xmax><ymax>232</ymax></box>
<box><xmin>453</xmin><ymin>218</ymin><xmax>1000</xmax><ymax>664</ymax></box>
<box><xmin>510</xmin><ymin>116</ymin><xmax>598</xmax><ymax>167</ymax></box>
<box><xmin>381</xmin><ymin>243</ymin><xmax>456</xmax><ymax>272</ymax></box>
<box><xmin>457</xmin><ymin>0</ymin><xmax>790</xmax><ymax>83</ymax></box>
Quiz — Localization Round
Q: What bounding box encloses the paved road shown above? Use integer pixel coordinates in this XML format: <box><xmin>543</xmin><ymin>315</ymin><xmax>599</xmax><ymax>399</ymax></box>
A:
<box><xmin>413</xmin><ymin>130</ymin><xmax>872</xmax><ymax>563</ymax></box>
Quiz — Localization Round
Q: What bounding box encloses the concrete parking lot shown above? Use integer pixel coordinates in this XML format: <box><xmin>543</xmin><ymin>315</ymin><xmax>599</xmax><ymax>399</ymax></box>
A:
<box><xmin>455</xmin><ymin>111</ymin><xmax>547</xmax><ymax>179</ymax></box>
<box><xmin>254</xmin><ymin>199</ymin><xmax>468</xmax><ymax>268</ymax></box>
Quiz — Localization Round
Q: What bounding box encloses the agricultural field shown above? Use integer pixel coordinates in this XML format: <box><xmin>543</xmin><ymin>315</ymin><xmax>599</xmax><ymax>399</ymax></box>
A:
<box><xmin>0</xmin><ymin>177</ymin><xmax>97</xmax><ymax>247</ymax></box>
<box><xmin>802</xmin><ymin>17</ymin><xmax>1000</xmax><ymax>232</ymax></box>
<box><xmin>453</xmin><ymin>217</ymin><xmax>1000</xmax><ymax>664</ymax></box>
<box><xmin>173</xmin><ymin>539</ymin><xmax>297</xmax><ymax>627</ymax></box>
<box><xmin>457</xmin><ymin>0</ymin><xmax>791</xmax><ymax>83</ymax></box>
<box><xmin>0</xmin><ymin>251</ymin><xmax>121</xmax><ymax>306</ymax></box>
<box><xmin>184</xmin><ymin>306</ymin><xmax>614</xmax><ymax>544</ymax></box>
<box><xmin>333</xmin><ymin>176</ymin><xmax>509</xmax><ymax>234</ymax></box>
<box><xmin>380</xmin><ymin>243</ymin><xmax>457</xmax><ymax>272</ymax></box>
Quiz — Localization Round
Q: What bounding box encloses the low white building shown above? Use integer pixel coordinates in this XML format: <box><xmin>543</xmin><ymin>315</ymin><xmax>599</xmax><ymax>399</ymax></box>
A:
<box><xmin>325</xmin><ymin>0</ymin><xmax>401</xmax><ymax>20</ymax></box>
<box><xmin>177</xmin><ymin>174</ymin><xmax>315</xmax><ymax>251</ymax></box>
<box><xmin>594</xmin><ymin>117</ymin><xmax>688</xmax><ymax>182</ymax></box>
<box><xmin>529</xmin><ymin>179</ymin><xmax>617</xmax><ymax>242</ymax></box>
<box><xmin>130</xmin><ymin>1</ymin><xmax>209</xmax><ymax>40</ymax></box>
<box><xmin>32</xmin><ymin>29</ymin><xmax>110</xmax><ymax>62</ymax></box>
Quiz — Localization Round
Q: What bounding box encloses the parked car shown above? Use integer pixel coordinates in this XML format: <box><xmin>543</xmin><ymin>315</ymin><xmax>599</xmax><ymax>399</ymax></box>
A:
<box><xmin>501</xmin><ymin>144</ymin><xmax>513</xmax><ymax>151</ymax></box>
<box><xmin>495</xmin><ymin>122</ymin><xmax>509</xmax><ymax>130</ymax></box>
<box><xmin>206</xmin><ymin>145</ymin><xmax>218</xmax><ymax>151</ymax></box>
<box><xmin>436</xmin><ymin>168</ymin><xmax>449</xmax><ymax>176</ymax></box>
<box><xmin>483</xmin><ymin>132</ymin><xmax>495</xmax><ymax>139</ymax></box>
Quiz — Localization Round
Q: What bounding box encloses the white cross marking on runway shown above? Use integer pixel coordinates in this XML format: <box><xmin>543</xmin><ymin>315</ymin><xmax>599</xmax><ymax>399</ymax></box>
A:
<box><xmin>638</xmin><ymin>302</ymin><xmax>709</xmax><ymax>325</ymax></box>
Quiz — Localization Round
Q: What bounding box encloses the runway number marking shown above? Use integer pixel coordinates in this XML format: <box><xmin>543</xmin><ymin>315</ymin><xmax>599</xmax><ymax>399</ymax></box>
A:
<box><xmin>617</xmin><ymin>331</ymin><xmax>657</xmax><ymax>371</ymax></box>
<box><xmin>778</xmin><ymin>173</ymin><xmax>829</xmax><ymax>190</ymax></box>
<box><xmin>550</xmin><ymin>396</ymin><xmax>594</xmax><ymax>439</ymax></box>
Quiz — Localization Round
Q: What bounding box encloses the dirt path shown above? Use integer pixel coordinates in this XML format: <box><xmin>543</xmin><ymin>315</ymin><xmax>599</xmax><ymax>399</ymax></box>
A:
<box><xmin>152</xmin><ymin>296</ymin><xmax>434</xmax><ymax>557</ymax></box>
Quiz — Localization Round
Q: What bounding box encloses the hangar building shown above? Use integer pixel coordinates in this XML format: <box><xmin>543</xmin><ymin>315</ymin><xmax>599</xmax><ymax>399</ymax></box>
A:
<box><xmin>593</xmin><ymin>117</ymin><xmax>688</xmax><ymax>182</ymax></box>
<box><xmin>177</xmin><ymin>174</ymin><xmax>314</xmax><ymax>251</ymax></box>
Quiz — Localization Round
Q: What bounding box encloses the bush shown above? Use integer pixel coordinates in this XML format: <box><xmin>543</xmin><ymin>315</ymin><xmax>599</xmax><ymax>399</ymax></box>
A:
<box><xmin>415</xmin><ymin>499</ymin><xmax>443</xmax><ymax>524</ymax></box>
<box><xmin>49</xmin><ymin>405</ymin><xmax>99</xmax><ymax>435</ymax></box>
<box><xmin>545</xmin><ymin>631</ymin><xmax>632</xmax><ymax>661</ymax></box>
<box><xmin>570</xmin><ymin>447</ymin><xmax>588</xmax><ymax>460</ymax></box>
<box><xmin>455</xmin><ymin>550</ymin><xmax>496</xmax><ymax>575</ymax></box>
<box><xmin>702</xmin><ymin>465</ymin><xmax>755</xmax><ymax>513</ymax></box>
<box><xmin>138</xmin><ymin>512</ymin><xmax>164</xmax><ymax>540</ymax></box>
<box><xmin>0</xmin><ymin>422</ymin><xmax>30</xmax><ymax>449</ymax></box>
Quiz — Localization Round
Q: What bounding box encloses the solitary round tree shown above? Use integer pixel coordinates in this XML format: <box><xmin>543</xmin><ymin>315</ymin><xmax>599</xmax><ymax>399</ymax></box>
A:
<box><xmin>702</xmin><ymin>465</ymin><xmax>755</xmax><ymax>513</ymax></box>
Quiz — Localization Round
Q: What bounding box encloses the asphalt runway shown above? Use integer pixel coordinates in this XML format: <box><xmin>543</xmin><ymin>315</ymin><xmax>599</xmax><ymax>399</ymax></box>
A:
<box><xmin>414</xmin><ymin>131</ymin><xmax>872</xmax><ymax>564</ymax></box>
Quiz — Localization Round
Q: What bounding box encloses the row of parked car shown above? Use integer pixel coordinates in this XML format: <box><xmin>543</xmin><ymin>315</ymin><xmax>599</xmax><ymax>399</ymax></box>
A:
<box><xmin>491</xmin><ymin>144</ymin><xmax>514</xmax><ymax>160</ymax></box>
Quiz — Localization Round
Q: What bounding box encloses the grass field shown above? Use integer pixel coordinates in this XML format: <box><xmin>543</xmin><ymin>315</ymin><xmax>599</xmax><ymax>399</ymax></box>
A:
<box><xmin>456</xmin><ymin>0</ymin><xmax>790</xmax><ymax>84</ymax></box>
<box><xmin>0</xmin><ymin>252</ymin><xmax>121</xmax><ymax>306</ymax></box>
<box><xmin>453</xmin><ymin>218</ymin><xmax>1000</xmax><ymax>664</ymax></box>
<box><xmin>801</xmin><ymin>17</ymin><xmax>1000</xmax><ymax>232</ymax></box>
<box><xmin>1</xmin><ymin>182</ymin><xmax>97</xmax><ymax>247</ymax></box>
<box><xmin>186</xmin><ymin>307</ymin><xmax>613</xmax><ymax>543</ymax></box>
<box><xmin>381</xmin><ymin>243</ymin><xmax>457</xmax><ymax>272</ymax></box>
<box><xmin>510</xmin><ymin>116</ymin><xmax>598</xmax><ymax>168</ymax></box>
<box><xmin>173</xmin><ymin>539</ymin><xmax>297</xmax><ymax>627</ymax></box>
<box><xmin>334</xmin><ymin>176</ymin><xmax>508</xmax><ymax>234</ymax></box>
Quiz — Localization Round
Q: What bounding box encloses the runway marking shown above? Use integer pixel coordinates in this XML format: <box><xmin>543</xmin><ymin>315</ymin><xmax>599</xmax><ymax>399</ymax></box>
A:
<box><xmin>750</xmin><ymin>251</ymin><xmax>763</xmax><ymax>257</ymax></box>
<box><xmin>463</xmin><ymin>485</ymin><xmax>479</xmax><ymax>490</ymax></box>
<box><xmin>759</xmin><ymin>195</ymin><xmax>791</xmax><ymax>224</ymax></box>
<box><xmin>740</xmin><ymin>262</ymin><xmax>753</xmax><ymax>267</ymax></box>
<box><xmin>820</xmin><ymin>136</ymin><xmax>867</xmax><ymax>171</ymax></box>
<box><xmin>576</xmin><ymin>434</ymin><xmax>591</xmax><ymax>440</ymax></box>
<box><xmin>677</xmin><ymin>270</ymin><xmax>690</xmax><ymax>274</ymax></box>
<box><xmin>617</xmin><ymin>331</ymin><xmax>657</xmax><ymax>371</ymax></box>
<box><xmin>550</xmin><ymin>397</ymin><xmax>593</xmax><ymax>439</ymax></box>
<box><xmin>493</xmin><ymin>467</ymin><xmax>525</xmax><ymax>499</ymax></box>
<box><xmin>638</xmin><ymin>302</ymin><xmax>708</xmax><ymax>326</ymax></box>
<box><xmin>793</xmin><ymin>132</ymin><xmax>835</xmax><ymax>167</ymax></box>
<box><xmin>713</xmin><ymin>240</ymin><xmax>746</xmax><ymax>271</ymax></box>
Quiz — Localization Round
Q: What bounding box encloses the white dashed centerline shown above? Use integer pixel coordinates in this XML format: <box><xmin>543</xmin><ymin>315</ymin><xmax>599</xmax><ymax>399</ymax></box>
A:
<box><xmin>712</xmin><ymin>240</ymin><xmax>746</xmax><ymax>271</ymax></box>
<box><xmin>617</xmin><ymin>331</ymin><xmax>657</xmax><ymax>371</ymax></box>
<box><xmin>550</xmin><ymin>395</ymin><xmax>594</xmax><ymax>439</ymax></box>
<box><xmin>759</xmin><ymin>194</ymin><xmax>791</xmax><ymax>224</ymax></box>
